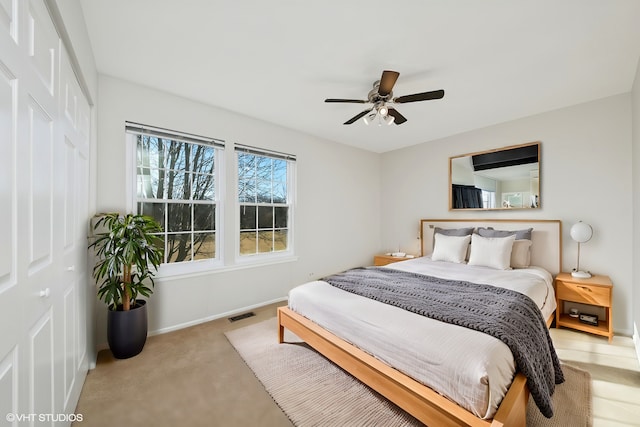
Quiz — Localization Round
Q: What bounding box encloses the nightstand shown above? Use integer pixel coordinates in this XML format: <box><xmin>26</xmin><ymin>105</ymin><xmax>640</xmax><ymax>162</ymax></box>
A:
<box><xmin>555</xmin><ymin>272</ymin><xmax>613</xmax><ymax>342</ymax></box>
<box><xmin>373</xmin><ymin>254</ymin><xmax>414</xmax><ymax>266</ymax></box>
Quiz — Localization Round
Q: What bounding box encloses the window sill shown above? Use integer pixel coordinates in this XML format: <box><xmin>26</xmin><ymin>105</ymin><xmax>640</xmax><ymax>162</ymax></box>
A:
<box><xmin>156</xmin><ymin>255</ymin><xmax>299</xmax><ymax>281</ymax></box>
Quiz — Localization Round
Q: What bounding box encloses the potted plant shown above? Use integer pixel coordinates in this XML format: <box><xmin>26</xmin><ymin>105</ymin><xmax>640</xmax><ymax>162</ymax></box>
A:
<box><xmin>89</xmin><ymin>213</ymin><xmax>164</xmax><ymax>359</ymax></box>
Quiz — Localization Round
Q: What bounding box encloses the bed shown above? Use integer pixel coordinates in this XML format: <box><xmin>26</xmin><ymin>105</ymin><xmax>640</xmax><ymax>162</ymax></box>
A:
<box><xmin>278</xmin><ymin>219</ymin><xmax>563</xmax><ymax>427</ymax></box>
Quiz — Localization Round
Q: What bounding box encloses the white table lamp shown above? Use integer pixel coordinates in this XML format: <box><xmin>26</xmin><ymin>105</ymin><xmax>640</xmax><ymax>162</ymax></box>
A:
<box><xmin>570</xmin><ymin>221</ymin><xmax>593</xmax><ymax>278</ymax></box>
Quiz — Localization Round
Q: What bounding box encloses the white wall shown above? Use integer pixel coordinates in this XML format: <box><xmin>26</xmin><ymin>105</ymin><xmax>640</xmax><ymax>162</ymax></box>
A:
<box><xmin>95</xmin><ymin>76</ymin><xmax>381</xmax><ymax>345</ymax></box>
<box><xmin>632</xmin><ymin>56</ymin><xmax>640</xmax><ymax>355</ymax></box>
<box><xmin>52</xmin><ymin>0</ymin><xmax>98</xmax><ymax>97</ymax></box>
<box><xmin>381</xmin><ymin>94</ymin><xmax>634</xmax><ymax>335</ymax></box>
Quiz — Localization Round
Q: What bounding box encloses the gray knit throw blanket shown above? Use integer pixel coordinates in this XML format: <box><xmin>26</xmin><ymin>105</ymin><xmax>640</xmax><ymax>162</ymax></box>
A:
<box><xmin>322</xmin><ymin>267</ymin><xmax>565</xmax><ymax>418</ymax></box>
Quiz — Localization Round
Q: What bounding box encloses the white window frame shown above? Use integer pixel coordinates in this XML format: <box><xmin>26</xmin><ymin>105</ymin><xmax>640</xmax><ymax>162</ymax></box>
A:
<box><xmin>234</xmin><ymin>144</ymin><xmax>296</xmax><ymax>265</ymax></box>
<box><xmin>126</xmin><ymin>122</ymin><xmax>225</xmax><ymax>277</ymax></box>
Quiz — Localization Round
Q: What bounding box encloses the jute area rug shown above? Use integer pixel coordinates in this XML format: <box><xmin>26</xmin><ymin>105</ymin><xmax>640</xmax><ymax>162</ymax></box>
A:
<box><xmin>226</xmin><ymin>317</ymin><xmax>592</xmax><ymax>427</ymax></box>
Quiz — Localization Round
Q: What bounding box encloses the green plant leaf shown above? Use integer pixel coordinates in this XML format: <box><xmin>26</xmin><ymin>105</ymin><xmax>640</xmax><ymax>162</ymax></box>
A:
<box><xmin>89</xmin><ymin>213</ymin><xmax>164</xmax><ymax>310</ymax></box>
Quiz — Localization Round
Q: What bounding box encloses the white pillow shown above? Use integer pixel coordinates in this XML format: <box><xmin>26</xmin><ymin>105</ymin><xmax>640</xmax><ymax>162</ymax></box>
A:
<box><xmin>431</xmin><ymin>234</ymin><xmax>471</xmax><ymax>264</ymax></box>
<box><xmin>468</xmin><ymin>234</ymin><xmax>516</xmax><ymax>270</ymax></box>
<box><xmin>511</xmin><ymin>239</ymin><xmax>532</xmax><ymax>268</ymax></box>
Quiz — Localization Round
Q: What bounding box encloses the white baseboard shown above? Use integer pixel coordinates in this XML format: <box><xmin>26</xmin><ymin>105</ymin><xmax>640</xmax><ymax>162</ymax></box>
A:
<box><xmin>90</xmin><ymin>297</ymin><xmax>288</xmax><ymax>368</ymax></box>
<box><xmin>89</xmin><ymin>341</ymin><xmax>109</xmax><ymax>370</ymax></box>
<box><xmin>148</xmin><ymin>296</ymin><xmax>288</xmax><ymax>336</ymax></box>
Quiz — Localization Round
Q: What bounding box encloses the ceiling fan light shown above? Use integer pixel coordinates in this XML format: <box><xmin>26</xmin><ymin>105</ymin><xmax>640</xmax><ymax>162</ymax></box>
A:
<box><xmin>363</xmin><ymin>111</ymin><xmax>377</xmax><ymax>125</ymax></box>
<box><xmin>385</xmin><ymin>115</ymin><xmax>395</xmax><ymax>126</ymax></box>
<box><xmin>326</xmin><ymin>70</ymin><xmax>444</xmax><ymax>126</ymax></box>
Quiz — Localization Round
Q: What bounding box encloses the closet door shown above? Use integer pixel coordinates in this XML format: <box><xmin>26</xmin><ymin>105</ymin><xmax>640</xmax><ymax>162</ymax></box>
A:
<box><xmin>57</xmin><ymin>41</ymin><xmax>91</xmax><ymax>415</ymax></box>
<box><xmin>0</xmin><ymin>0</ymin><xmax>90</xmax><ymax>424</ymax></box>
<box><xmin>0</xmin><ymin>0</ymin><xmax>21</xmax><ymax>420</ymax></box>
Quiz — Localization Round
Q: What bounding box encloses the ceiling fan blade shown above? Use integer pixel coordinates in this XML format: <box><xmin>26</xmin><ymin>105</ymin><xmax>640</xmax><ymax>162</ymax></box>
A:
<box><xmin>378</xmin><ymin>70</ymin><xmax>400</xmax><ymax>97</ymax></box>
<box><xmin>344</xmin><ymin>109</ymin><xmax>373</xmax><ymax>125</ymax></box>
<box><xmin>325</xmin><ymin>98</ymin><xmax>367</xmax><ymax>103</ymax></box>
<box><xmin>394</xmin><ymin>89</ymin><xmax>445</xmax><ymax>104</ymax></box>
<box><xmin>387</xmin><ymin>107</ymin><xmax>407</xmax><ymax>125</ymax></box>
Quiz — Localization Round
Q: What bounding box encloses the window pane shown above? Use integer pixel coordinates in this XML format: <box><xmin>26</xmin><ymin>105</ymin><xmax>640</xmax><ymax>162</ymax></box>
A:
<box><xmin>258</xmin><ymin>230</ymin><xmax>274</xmax><ymax>253</ymax></box>
<box><xmin>167</xmin><ymin>203</ymin><xmax>192</xmax><ymax>232</ymax></box>
<box><xmin>166</xmin><ymin>140</ymin><xmax>189</xmax><ymax>171</ymax></box>
<box><xmin>193</xmin><ymin>173</ymin><xmax>214</xmax><ymax>200</ymax></box>
<box><xmin>238</xmin><ymin>180</ymin><xmax>256</xmax><ymax>203</ymax></box>
<box><xmin>193</xmin><ymin>232</ymin><xmax>215</xmax><ymax>260</ymax></box>
<box><xmin>238</xmin><ymin>153</ymin><xmax>256</xmax><ymax>180</ymax></box>
<box><xmin>239</xmin><ymin>205</ymin><xmax>256</xmax><ymax>230</ymax></box>
<box><xmin>274</xmin><ymin>230</ymin><xmax>288</xmax><ymax>251</ymax></box>
<box><xmin>256</xmin><ymin>180</ymin><xmax>272</xmax><ymax>203</ymax></box>
<box><xmin>273</xmin><ymin>159</ymin><xmax>286</xmax><ymax>182</ymax></box>
<box><xmin>137</xmin><ymin>202</ymin><xmax>165</xmax><ymax>230</ymax></box>
<box><xmin>256</xmin><ymin>157</ymin><xmax>272</xmax><ymax>180</ymax></box>
<box><xmin>137</xmin><ymin>168</ymin><xmax>167</xmax><ymax>199</ymax></box>
<box><xmin>137</xmin><ymin>136</ymin><xmax>165</xmax><ymax>169</ymax></box>
<box><xmin>166</xmin><ymin>233</ymin><xmax>192</xmax><ymax>263</ymax></box>
<box><xmin>272</xmin><ymin>181</ymin><xmax>286</xmax><ymax>203</ymax></box>
<box><xmin>240</xmin><ymin>231</ymin><xmax>257</xmax><ymax>255</ymax></box>
<box><xmin>258</xmin><ymin>206</ymin><xmax>273</xmax><ymax>229</ymax></box>
<box><xmin>194</xmin><ymin>204</ymin><xmax>215</xmax><ymax>231</ymax></box>
<box><xmin>152</xmin><ymin>234</ymin><xmax>166</xmax><ymax>263</ymax></box>
<box><xmin>274</xmin><ymin>207</ymin><xmax>288</xmax><ymax>228</ymax></box>
<box><xmin>191</xmin><ymin>144</ymin><xmax>215</xmax><ymax>175</ymax></box>
<box><xmin>166</xmin><ymin>169</ymin><xmax>190</xmax><ymax>200</ymax></box>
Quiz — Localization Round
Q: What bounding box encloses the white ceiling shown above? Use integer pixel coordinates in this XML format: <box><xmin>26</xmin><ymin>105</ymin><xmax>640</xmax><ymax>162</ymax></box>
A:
<box><xmin>79</xmin><ymin>0</ymin><xmax>640</xmax><ymax>153</ymax></box>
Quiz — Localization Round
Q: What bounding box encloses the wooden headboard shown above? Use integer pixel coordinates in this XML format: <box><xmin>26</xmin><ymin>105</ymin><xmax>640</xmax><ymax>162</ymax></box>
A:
<box><xmin>420</xmin><ymin>219</ymin><xmax>562</xmax><ymax>275</ymax></box>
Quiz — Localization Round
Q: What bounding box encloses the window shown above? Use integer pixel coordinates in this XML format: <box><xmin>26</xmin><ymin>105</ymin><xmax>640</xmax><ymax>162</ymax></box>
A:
<box><xmin>481</xmin><ymin>190</ymin><xmax>495</xmax><ymax>209</ymax></box>
<box><xmin>127</xmin><ymin>123</ymin><xmax>224</xmax><ymax>265</ymax></box>
<box><xmin>236</xmin><ymin>146</ymin><xmax>295</xmax><ymax>258</ymax></box>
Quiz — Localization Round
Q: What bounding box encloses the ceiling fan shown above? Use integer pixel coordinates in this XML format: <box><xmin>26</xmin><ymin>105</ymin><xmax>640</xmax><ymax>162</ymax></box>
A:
<box><xmin>325</xmin><ymin>70</ymin><xmax>444</xmax><ymax>126</ymax></box>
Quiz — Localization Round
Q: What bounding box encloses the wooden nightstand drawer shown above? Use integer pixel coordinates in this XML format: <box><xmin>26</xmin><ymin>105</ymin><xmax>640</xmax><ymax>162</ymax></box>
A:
<box><xmin>555</xmin><ymin>272</ymin><xmax>613</xmax><ymax>341</ymax></box>
<box><xmin>556</xmin><ymin>281</ymin><xmax>611</xmax><ymax>307</ymax></box>
<box><xmin>374</xmin><ymin>254</ymin><xmax>414</xmax><ymax>266</ymax></box>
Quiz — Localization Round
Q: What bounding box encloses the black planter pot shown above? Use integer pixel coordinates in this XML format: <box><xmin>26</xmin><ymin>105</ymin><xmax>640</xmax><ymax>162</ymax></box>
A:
<box><xmin>107</xmin><ymin>300</ymin><xmax>148</xmax><ymax>359</ymax></box>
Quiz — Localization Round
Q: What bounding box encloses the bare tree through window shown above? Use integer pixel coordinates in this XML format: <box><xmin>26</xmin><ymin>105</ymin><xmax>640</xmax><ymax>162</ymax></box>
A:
<box><xmin>238</xmin><ymin>151</ymin><xmax>290</xmax><ymax>255</ymax></box>
<box><xmin>136</xmin><ymin>135</ymin><xmax>218</xmax><ymax>263</ymax></box>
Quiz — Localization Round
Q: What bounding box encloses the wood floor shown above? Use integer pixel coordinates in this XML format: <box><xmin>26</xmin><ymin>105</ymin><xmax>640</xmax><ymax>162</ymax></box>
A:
<box><xmin>548</xmin><ymin>327</ymin><xmax>640</xmax><ymax>426</ymax></box>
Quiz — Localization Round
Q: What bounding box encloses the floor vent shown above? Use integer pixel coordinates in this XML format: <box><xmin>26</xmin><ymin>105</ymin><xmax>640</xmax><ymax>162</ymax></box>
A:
<box><xmin>228</xmin><ymin>312</ymin><xmax>256</xmax><ymax>322</ymax></box>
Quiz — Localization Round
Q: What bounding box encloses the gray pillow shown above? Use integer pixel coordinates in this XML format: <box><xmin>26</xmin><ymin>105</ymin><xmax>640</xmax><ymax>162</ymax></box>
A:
<box><xmin>434</xmin><ymin>227</ymin><xmax>474</xmax><ymax>236</ymax></box>
<box><xmin>477</xmin><ymin>227</ymin><xmax>533</xmax><ymax>240</ymax></box>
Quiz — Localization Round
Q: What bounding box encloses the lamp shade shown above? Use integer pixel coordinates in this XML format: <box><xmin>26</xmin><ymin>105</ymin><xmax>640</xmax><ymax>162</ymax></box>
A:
<box><xmin>570</xmin><ymin>221</ymin><xmax>593</xmax><ymax>244</ymax></box>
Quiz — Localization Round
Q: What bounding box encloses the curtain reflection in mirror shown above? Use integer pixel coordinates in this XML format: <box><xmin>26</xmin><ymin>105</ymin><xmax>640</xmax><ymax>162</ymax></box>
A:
<box><xmin>452</xmin><ymin>184</ymin><xmax>483</xmax><ymax>208</ymax></box>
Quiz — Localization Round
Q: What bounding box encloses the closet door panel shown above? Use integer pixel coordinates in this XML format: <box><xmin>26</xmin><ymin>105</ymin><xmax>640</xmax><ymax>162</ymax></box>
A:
<box><xmin>0</xmin><ymin>53</ymin><xmax>20</xmax><ymax>397</ymax></box>
<box><xmin>26</xmin><ymin>97</ymin><xmax>53</xmax><ymax>273</ymax></box>
<box><xmin>27</xmin><ymin>0</ymin><xmax>57</xmax><ymax>95</ymax></box>
<box><xmin>28</xmin><ymin>309</ymin><xmax>54</xmax><ymax>420</ymax></box>
<box><xmin>0</xmin><ymin>0</ymin><xmax>91</xmax><ymax>421</ymax></box>
<box><xmin>0</xmin><ymin>61</ymin><xmax>17</xmax><ymax>293</ymax></box>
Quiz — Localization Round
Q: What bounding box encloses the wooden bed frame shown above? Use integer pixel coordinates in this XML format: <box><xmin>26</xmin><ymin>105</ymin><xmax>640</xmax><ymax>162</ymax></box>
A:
<box><xmin>278</xmin><ymin>219</ymin><xmax>562</xmax><ymax>427</ymax></box>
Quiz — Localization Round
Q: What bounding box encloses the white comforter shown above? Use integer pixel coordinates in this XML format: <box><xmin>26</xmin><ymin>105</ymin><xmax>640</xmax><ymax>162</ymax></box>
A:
<box><xmin>287</xmin><ymin>256</ymin><xmax>556</xmax><ymax>419</ymax></box>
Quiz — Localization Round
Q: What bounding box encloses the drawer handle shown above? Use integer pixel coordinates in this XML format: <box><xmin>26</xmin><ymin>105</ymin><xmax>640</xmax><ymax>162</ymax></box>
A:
<box><xmin>577</xmin><ymin>286</ymin><xmax>592</xmax><ymax>292</ymax></box>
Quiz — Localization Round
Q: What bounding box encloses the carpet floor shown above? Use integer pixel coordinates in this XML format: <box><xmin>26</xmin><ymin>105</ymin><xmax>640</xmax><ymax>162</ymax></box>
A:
<box><xmin>73</xmin><ymin>303</ymin><xmax>294</xmax><ymax>427</ymax></box>
<box><xmin>226</xmin><ymin>317</ymin><xmax>592</xmax><ymax>427</ymax></box>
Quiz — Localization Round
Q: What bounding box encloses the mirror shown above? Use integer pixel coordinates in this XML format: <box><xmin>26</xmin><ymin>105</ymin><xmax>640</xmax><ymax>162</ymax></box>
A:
<box><xmin>449</xmin><ymin>142</ymin><xmax>540</xmax><ymax>210</ymax></box>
